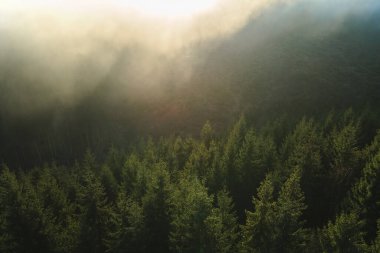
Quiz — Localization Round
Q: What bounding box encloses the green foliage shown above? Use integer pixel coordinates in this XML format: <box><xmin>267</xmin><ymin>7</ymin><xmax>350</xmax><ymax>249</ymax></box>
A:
<box><xmin>320</xmin><ymin>212</ymin><xmax>367</xmax><ymax>253</ymax></box>
<box><xmin>99</xmin><ymin>165</ymin><xmax>118</xmax><ymax>201</ymax></box>
<box><xmin>328</xmin><ymin>112</ymin><xmax>362</xmax><ymax>210</ymax></box>
<box><xmin>34</xmin><ymin>167</ymin><xmax>80</xmax><ymax>252</ymax></box>
<box><xmin>282</xmin><ymin>119</ymin><xmax>323</xmax><ymax>174</ymax></box>
<box><xmin>276</xmin><ymin>168</ymin><xmax>307</xmax><ymax>252</ymax></box>
<box><xmin>242</xmin><ymin>176</ymin><xmax>277</xmax><ymax>253</ymax></box>
<box><xmin>371</xmin><ymin>220</ymin><xmax>380</xmax><ymax>252</ymax></box>
<box><xmin>346</xmin><ymin>149</ymin><xmax>380</xmax><ymax>242</ymax></box>
<box><xmin>204</xmin><ymin>190</ymin><xmax>240</xmax><ymax>253</ymax></box>
<box><xmin>0</xmin><ymin>167</ymin><xmax>20</xmax><ymax>253</ymax></box>
<box><xmin>77</xmin><ymin>170</ymin><xmax>117</xmax><ymax>253</ymax></box>
<box><xmin>142</xmin><ymin>162</ymin><xmax>171</xmax><ymax>252</ymax></box>
<box><xmin>109</xmin><ymin>192</ymin><xmax>145</xmax><ymax>253</ymax></box>
<box><xmin>1</xmin><ymin>112</ymin><xmax>380</xmax><ymax>252</ymax></box>
<box><xmin>169</xmin><ymin>173</ymin><xmax>213</xmax><ymax>252</ymax></box>
<box><xmin>242</xmin><ymin>169</ymin><xmax>307</xmax><ymax>253</ymax></box>
<box><xmin>201</xmin><ymin>120</ymin><xmax>214</xmax><ymax>147</ymax></box>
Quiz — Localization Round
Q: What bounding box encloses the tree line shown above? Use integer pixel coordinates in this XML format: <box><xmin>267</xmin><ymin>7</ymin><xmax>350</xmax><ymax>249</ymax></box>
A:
<box><xmin>1</xmin><ymin>110</ymin><xmax>380</xmax><ymax>252</ymax></box>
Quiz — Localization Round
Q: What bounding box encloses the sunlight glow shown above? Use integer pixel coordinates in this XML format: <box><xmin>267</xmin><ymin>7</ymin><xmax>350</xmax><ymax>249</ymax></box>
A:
<box><xmin>0</xmin><ymin>0</ymin><xmax>263</xmax><ymax>54</ymax></box>
<box><xmin>119</xmin><ymin>0</ymin><xmax>219</xmax><ymax>18</ymax></box>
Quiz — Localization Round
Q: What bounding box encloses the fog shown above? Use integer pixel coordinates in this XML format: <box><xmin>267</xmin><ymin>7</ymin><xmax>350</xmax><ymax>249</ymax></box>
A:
<box><xmin>0</xmin><ymin>0</ymin><xmax>378</xmax><ymax>116</ymax></box>
<box><xmin>0</xmin><ymin>0</ymin><xmax>277</xmax><ymax>115</ymax></box>
<box><xmin>0</xmin><ymin>0</ymin><xmax>379</xmax><ymax>166</ymax></box>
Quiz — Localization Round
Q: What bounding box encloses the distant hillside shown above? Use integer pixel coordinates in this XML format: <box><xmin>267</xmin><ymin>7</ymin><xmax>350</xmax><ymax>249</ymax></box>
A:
<box><xmin>1</xmin><ymin>3</ymin><xmax>380</xmax><ymax>167</ymax></box>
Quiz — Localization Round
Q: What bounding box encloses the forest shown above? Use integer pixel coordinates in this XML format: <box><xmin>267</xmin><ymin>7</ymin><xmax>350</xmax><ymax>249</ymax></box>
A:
<box><xmin>1</xmin><ymin>0</ymin><xmax>380</xmax><ymax>252</ymax></box>
<box><xmin>2</xmin><ymin>110</ymin><xmax>380</xmax><ymax>252</ymax></box>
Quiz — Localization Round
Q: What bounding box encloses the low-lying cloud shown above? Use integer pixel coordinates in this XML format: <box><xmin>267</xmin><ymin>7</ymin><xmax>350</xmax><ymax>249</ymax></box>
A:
<box><xmin>0</xmin><ymin>0</ymin><xmax>277</xmax><ymax>112</ymax></box>
<box><xmin>0</xmin><ymin>0</ymin><xmax>378</xmax><ymax>117</ymax></box>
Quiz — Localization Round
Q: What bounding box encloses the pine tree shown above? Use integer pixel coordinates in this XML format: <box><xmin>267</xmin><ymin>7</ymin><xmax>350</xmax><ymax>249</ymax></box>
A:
<box><xmin>282</xmin><ymin>118</ymin><xmax>327</xmax><ymax>225</ymax></box>
<box><xmin>35</xmin><ymin>167</ymin><xmax>79</xmax><ymax>252</ymax></box>
<box><xmin>282</xmin><ymin>118</ymin><xmax>323</xmax><ymax>176</ymax></box>
<box><xmin>17</xmin><ymin>172</ymin><xmax>51</xmax><ymax>252</ymax></box>
<box><xmin>142</xmin><ymin>162</ymin><xmax>171</xmax><ymax>252</ymax></box>
<box><xmin>0</xmin><ymin>166</ymin><xmax>20</xmax><ymax>253</ymax></box>
<box><xmin>109</xmin><ymin>192</ymin><xmax>145</xmax><ymax>253</ymax></box>
<box><xmin>205</xmin><ymin>190</ymin><xmax>240</xmax><ymax>253</ymax></box>
<box><xmin>328</xmin><ymin>113</ymin><xmax>362</xmax><ymax>214</ymax></box>
<box><xmin>82</xmin><ymin>149</ymin><xmax>97</xmax><ymax>171</ymax></box>
<box><xmin>207</xmin><ymin>139</ymin><xmax>225</xmax><ymax>194</ymax></box>
<box><xmin>201</xmin><ymin>120</ymin><xmax>214</xmax><ymax>148</ymax></box>
<box><xmin>99</xmin><ymin>165</ymin><xmax>118</xmax><ymax>201</ymax></box>
<box><xmin>371</xmin><ymin>220</ymin><xmax>380</xmax><ymax>252</ymax></box>
<box><xmin>242</xmin><ymin>169</ymin><xmax>307</xmax><ymax>253</ymax></box>
<box><xmin>241</xmin><ymin>176</ymin><xmax>277</xmax><ymax>253</ymax></box>
<box><xmin>105</xmin><ymin>146</ymin><xmax>125</xmax><ymax>182</ymax></box>
<box><xmin>185</xmin><ymin>142</ymin><xmax>211</xmax><ymax>180</ymax></box>
<box><xmin>220</xmin><ymin>116</ymin><xmax>247</xmax><ymax>215</ymax></box>
<box><xmin>320</xmin><ymin>212</ymin><xmax>367</xmax><ymax>253</ymax></box>
<box><xmin>346</xmin><ymin>150</ymin><xmax>380</xmax><ymax>242</ymax></box>
<box><xmin>169</xmin><ymin>173</ymin><xmax>213</xmax><ymax>252</ymax></box>
<box><xmin>121</xmin><ymin>153</ymin><xmax>147</xmax><ymax>200</ymax></box>
<box><xmin>276</xmin><ymin>168</ymin><xmax>307</xmax><ymax>252</ymax></box>
<box><xmin>77</xmin><ymin>170</ymin><xmax>117</xmax><ymax>253</ymax></box>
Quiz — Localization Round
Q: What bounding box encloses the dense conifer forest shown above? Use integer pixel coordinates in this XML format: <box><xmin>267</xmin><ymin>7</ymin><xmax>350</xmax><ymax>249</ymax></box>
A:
<box><xmin>2</xmin><ymin>111</ymin><xmax>380</xmax><ymax>252</ymax></box>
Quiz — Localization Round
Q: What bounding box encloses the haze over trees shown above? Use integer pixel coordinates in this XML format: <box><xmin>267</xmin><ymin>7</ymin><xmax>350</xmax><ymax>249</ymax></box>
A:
<box><xmin>1</xmin><ymin>0</ymin><xmax>380</xmax><ymax>252</ymax></box>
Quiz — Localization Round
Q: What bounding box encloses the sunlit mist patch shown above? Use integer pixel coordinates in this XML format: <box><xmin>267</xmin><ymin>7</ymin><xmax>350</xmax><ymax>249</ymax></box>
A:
<box><xmin>118</xmin><ymin>0</ymin><xmax>220</xmax><ymax>18</ymax></box>
<box><xmin>1</xmin><ymin>0</ymin><xmax>378</xmax><ymax>116</ymax></box>
<box><xmin>0</xmin><ymin>0</ymin><xmax>281</xmax><ymax>53</ymax></box>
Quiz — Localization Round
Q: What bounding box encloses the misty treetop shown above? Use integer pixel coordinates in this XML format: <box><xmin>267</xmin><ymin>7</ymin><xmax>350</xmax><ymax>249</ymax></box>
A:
<box><xmin>1</xmin><ymin>1</ymin><xmax>380</xmax><ymax>252</ymax></box>
<box><xmin>2</xmin><ymin>111</ymin><xmax>380</xmax><ymax>252</ymax></box>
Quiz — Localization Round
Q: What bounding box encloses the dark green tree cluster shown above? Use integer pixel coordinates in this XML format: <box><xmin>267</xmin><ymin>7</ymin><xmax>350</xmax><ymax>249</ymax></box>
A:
<box><xmin>1</xmin><ymin>111</ymin><xmax>380</xmax><ymax>252</ymax></box>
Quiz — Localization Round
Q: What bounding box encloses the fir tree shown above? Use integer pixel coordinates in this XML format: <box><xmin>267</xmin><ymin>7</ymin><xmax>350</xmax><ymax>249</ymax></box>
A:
<box><xmin>142</xmin><ymin>162</ymin><xmax>171</xmax><ymax>252</ymax></box>
<box><xmin>77</xmin><ymin>170</ymin><xmax>117</xmax><ymax>253</ymax></box>
<box><xmin>205</xmin><ymin>190</ymin><xmax>240</xmax><ymax>253</ymax></box>
<box><xmin>169</xmin><ymin>172</ymin><xmax>213</xmax><ymax>253</ymax></box>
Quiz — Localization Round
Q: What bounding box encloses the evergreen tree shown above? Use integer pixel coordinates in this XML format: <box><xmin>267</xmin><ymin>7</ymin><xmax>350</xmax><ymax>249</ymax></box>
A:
<box><xmin>109</xmin><ymin>192</ymin><xmax>145</xmax><ymax>253</ymax></box>
<box><xmin>328</xmin><ymin>113</ymin><xmax>362</xmax><ymax>215</ymax></box>
<box><xmin>105</xmin><ymin>146</ymin><xmax>125</xmax><ymax>182</ymax></box>
<box><xmin>16</xmin><ymin>173</ymin><xmax>52</xmax><ymax>252</ymax></box>
<box><xmin>346</xmin><ymin>150</ymin><xmax>380</xmax><ymax>242</ymax></box>
<box><xmin>0</xmin><ymin>167</ymin><xmax>20</xmax><ymax>253</ymax></box>
<box><xmin>371</xmin><ymin>220</ymin><xmax>380</xmax><ymax>252</ymax></box>
<box><xmin>320</xmin><ymin>212</ymin><xmax>367</xmax><ymax>253</ymax></box>
<box><xmin>201</xmin><ymin>120</ymin><xmax>214</xmax><ymax>148</ymax></box>
<box><xmin>242</xmin><ymin>169</ymin><xmax>307</xmax><ymax>253</ymax></box>
<box><xmin>99</xmin><ymin>165</ymin><xmax>118</xmax><ymax>201</ymax></box>
<box><xmin>185</xmin><ymin>142</ymin><xmax>211</xmax><ymax>179</ymax></box>
<box><xmin>241</xmin><ymin>176</ymin><xmax>277</xmax><ymax>253</ymax></box>
<box><xmin>77</xmin><ymin>170</ymin><xmax>117</xmax><ymax>253</ymax></box>
<box><xmin>282</xmin><ymin>118</ymin><xmax>326</xmax><ymax>225</ymax></box>
<box><xmin>35</xmin><ymin>167</ymin><xmax>79</xmax><ymax>253</ymax></box>
<box><xmin>276</xmin><ymin>168</ymin><xmax>307</xmax><ymax>252</ymax></box>
<box><xmin>169</xmin><ymin>173</ymin><xmax>213</xmax><ymax>252</ymax></box>
<box><xmin>142</xmin><ymin>162</ymin><xmax>171</xmax><ymax>252</ymax></box>
<box><xmin>121</xmin><ymin>154</ymin><xmax>147</xmax><ymax>200</ymax></box>
<box><xmin>205</xmin><ymin>190</ymin><xmax>240</xmax><ymax>253</ymax></box>
<box><xmin>206</xmin><ymin>140</ymin><xmax>224</xmax><ymax>194</ymax></box>
<box><xmin>220</xmin><ymin>116</ymin><xmax>247</xmax><ymax>215</ymax></box>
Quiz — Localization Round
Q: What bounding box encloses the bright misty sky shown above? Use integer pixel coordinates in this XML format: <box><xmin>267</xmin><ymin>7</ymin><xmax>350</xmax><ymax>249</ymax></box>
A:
<box><xmin>0</xmin><ymin>0</ymin><xmax>271</xmax><ymax>53</ymax></box>
<box><xmin>1</xmin><ymin>0</ymin><xmax>220</xmax><ymax>19</ymax></box>
<box><xmin>0</xmin><ymin>0</ymin><xmax>378</xmax><ymax>112</ymax></box>
<box><xmin>119</xmin><ymin>0</ymin><xmax>220</xmax><ymax>18</ymax></box>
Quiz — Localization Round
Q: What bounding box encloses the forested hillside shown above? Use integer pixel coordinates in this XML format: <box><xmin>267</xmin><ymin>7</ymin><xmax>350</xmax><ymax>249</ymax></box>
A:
<box><xmin>1</xmin><ymin>2</ymin><xmax>380</xmax><ymax>169</ymax></box>
<box><xmin>1</xmin><ymin>1</ymin><xmax>380</xmax><ymax>252</ymax></box>
<box><xmin>2</xmin><ymin>111</ymin><xmax>380</xmax><ymax>252</ymax></box>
